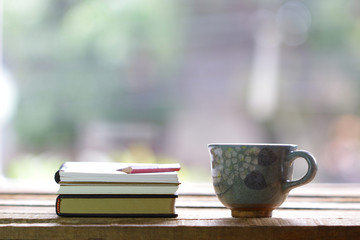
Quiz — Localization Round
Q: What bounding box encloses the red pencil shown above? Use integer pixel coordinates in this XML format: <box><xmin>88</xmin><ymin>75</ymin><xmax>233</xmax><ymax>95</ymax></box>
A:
<box><xmin>117</xmin><ymin>164</ymin><xmax>181</xmax><ymax>174</ymax></box>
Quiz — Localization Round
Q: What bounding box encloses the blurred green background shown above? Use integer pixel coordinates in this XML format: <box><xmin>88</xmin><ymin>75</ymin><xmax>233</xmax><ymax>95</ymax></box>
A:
<box><xmin>2</xmin><ymin>0</ymin><xmax>360</xmax><ymax>182</ymax></box>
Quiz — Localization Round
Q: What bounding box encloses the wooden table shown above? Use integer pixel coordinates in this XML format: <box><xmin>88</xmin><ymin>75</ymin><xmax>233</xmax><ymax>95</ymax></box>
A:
<box><xmin>0</xmin><ymin>182</ymin><xmax>359</xmax><ymax>240</ymax></box>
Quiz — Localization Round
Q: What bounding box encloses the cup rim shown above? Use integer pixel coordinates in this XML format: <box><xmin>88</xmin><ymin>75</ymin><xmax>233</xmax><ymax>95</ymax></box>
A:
<box><xmin>207</xmin><ymin>143</ymin><xmax>298</xmax><ymax>148</ymax></box>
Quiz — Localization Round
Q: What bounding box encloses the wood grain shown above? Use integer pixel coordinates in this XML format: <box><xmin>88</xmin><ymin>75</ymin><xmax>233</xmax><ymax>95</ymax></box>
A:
<box><xmin>0</xmin><ymin>183</ymin><xmax>359</xmax><ymax>239</ymax></box>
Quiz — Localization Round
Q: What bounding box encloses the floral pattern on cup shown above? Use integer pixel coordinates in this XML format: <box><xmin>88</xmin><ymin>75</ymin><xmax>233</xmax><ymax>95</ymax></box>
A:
<box><xmin>211</xmin><ymin>146</ymin><xmax>277</xmax><ymax>193</ymax></box>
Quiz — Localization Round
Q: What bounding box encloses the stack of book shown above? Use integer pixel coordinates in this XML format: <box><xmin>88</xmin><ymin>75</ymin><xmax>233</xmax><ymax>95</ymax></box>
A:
<box><xmin>54</xmin><ymin>162</ymin><xmax>181</xmax><ymax>217</ymax></box>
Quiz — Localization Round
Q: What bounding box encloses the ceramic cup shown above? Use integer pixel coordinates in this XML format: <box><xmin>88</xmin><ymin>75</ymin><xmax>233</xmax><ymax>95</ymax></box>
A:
<box><xmin>208</xmin><ymin>143</ymin><xmax>317</xmax><ymax>217</ymax></box>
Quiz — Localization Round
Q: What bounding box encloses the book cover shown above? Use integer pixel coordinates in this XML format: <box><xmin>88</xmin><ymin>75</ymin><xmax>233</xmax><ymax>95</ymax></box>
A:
<box><xmin>56</xmin><ymin>194</ymin><xmax>178</xmax><ymax>217</ymax></box>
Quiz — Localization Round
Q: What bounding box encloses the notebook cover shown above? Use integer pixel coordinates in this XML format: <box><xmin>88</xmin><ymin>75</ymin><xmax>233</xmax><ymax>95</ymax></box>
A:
<box><xmin>56</xmin><ymin>194</ymin><xmax>178</xmax><ymax>218</ymax></box>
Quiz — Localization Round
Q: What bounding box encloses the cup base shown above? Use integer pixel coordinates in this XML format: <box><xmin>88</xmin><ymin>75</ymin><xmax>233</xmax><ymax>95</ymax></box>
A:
<box><xmin>231</xmin><ymin>208</ymin><xmax>273</xmax><ymax>218</ymax></box>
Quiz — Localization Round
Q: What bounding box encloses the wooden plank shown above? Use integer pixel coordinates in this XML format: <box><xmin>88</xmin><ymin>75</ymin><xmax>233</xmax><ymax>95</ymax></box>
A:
<box><xmin>178</xmin><ymin>183</ymin><xmax>360</xmax><ymax>197</ymax></box>
<box><xmin>1</xmin><ymin>213</ymin><xmax>360</xmax><ymax>227</ymax></box>
<box><xmin>0</xmin><ymin>207</ymin><xmax>359</xmax><ymax>239</ymax></box>
<box><xmin>177</xmin><ymin>194</ymin><xmax>360</xmax><ymax>209</ymax></box>
<box><xmin>0</xmin><ymin>221</ymin><xmax>359</xmax><ymax>240</ymax></box>
<box><xmin>1</xmin><ymin>195</ymin><xmax>360</xmax><ymax>210</ymax></box>
<box><xmin>0</xmin><ymin>206</ymin><xmax>360</xmax><ymax>223</ymax></box>
<box><xmin>289</xmin><ymin>183</ymin><xmax>360</xmax><ymax>198</ymax></box>
<box><xmin>0</xmin><ymin>183</ymin><xmax>360</xmax><ymax>240</ymax></box>
<box><xmin>0</xmin><ymin>180</ymin><xmax>58</xmax><ymax>194</ymax></box>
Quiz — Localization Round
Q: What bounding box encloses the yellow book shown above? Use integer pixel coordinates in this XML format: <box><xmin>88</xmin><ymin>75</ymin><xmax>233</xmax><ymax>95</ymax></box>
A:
<box><xmin>56</xmin><ymin>194</ymin><xmax>178</xmax><ymax>217</ymax></box>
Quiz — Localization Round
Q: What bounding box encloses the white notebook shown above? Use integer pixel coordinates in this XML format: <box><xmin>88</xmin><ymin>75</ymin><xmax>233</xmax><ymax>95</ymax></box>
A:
<box><xmin>55</xmin><ymin>162</ymin><xmax>180</xmax><ymax>184</ymax></box>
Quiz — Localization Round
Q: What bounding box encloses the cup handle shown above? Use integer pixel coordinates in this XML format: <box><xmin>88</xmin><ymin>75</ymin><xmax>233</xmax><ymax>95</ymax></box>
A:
<box><xmin>282</xmin><ymin>150</ymin><xmax>318</xmax><ymax>193</ymax></box>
